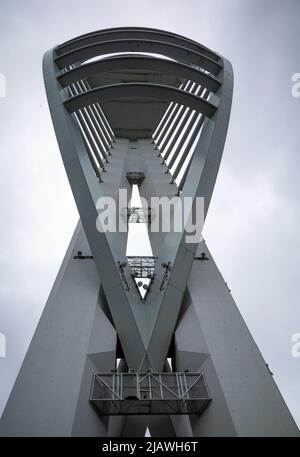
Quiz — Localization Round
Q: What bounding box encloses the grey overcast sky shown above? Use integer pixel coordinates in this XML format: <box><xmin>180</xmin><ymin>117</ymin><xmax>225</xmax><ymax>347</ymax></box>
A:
<box><xmin>0</xmin><ymin>0</ymin><xmax>299</xmax><ymax>427</ymax></box>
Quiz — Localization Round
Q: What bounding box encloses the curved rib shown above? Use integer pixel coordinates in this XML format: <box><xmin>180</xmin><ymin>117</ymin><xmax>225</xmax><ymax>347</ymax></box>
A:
<box><xmin>55</xmin><ymin>26</ymin><xmax>220</xmax><ymax>63</ymax></box>
<box><xmin>57</xmin><ymin>55</ymin><xmax>221</xmax><ymax>93</ymax></box>
<box><xmin>63</xmin><ymin>82</ymin><xmax>218</xmax><ymax>118</ymax></box>
<box><xmin>55</xmin><ymin>39</ymin><xmax>222</xmax><ymax>75</ymax></box>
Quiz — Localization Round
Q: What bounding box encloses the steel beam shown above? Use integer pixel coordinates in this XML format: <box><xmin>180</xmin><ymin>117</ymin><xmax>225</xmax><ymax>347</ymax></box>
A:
<box><xmin>155</xmin><ymin>81</ymin><xmax>192</xmax><ymax>146</ymax></box>
<box><xmin>161</xmin><ymin>84</ymin><xmax>201</xmax><ymax>161</ymax></box>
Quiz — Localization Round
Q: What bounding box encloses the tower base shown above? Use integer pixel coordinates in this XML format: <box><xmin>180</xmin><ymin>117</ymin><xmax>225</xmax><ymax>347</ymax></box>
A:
<box><xmin>0</xmin><ymin>224</ymin><xmax>298</xmax><ymax>437</ymax></box>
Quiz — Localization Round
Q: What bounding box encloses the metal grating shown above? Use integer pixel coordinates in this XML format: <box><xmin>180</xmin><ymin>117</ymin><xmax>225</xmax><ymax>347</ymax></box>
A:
<box><xmin>127</xmin><ymin>256</ymin><xmax>157</xmax><ymax>278</ymax></box>
<box><xmin>127</xmin><ymin>207</ymin><xmax>152</xmax><ymax>224</ymax></box>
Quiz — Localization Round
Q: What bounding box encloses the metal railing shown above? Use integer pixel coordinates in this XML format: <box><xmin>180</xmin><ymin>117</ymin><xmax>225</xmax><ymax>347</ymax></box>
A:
<box><xmin>90</xmin><ymin>372</ymin><xmax>211</xmax><ymax>415</ymax></box>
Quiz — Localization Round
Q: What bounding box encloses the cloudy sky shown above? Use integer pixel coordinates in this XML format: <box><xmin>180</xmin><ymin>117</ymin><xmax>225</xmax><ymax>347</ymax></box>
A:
<box><xmin>0</xmin><ymin>0</ymin><xmax>299</xmax><ymax>428</ymax></box>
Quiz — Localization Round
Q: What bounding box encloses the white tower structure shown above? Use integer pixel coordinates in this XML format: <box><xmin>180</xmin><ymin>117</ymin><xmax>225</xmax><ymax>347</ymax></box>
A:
<box><xmin>0</xmin><ymin>27</ymin><xmax>298</xmax><ymax>437</ymax></box>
